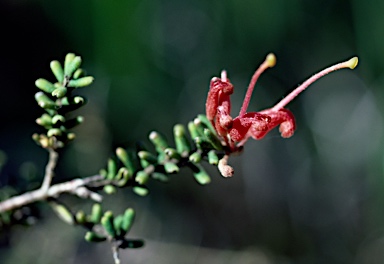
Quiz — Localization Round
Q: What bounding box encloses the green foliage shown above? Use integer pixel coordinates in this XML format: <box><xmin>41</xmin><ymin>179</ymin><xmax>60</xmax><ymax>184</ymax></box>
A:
<box><xmin>32</xmin><ymin>53</ymin><xmax>93</xmax><ymax>150</ymax></box>
<box><xmin>49</xmin><ymin>200</ymin><xmax>75</xmax><ymax>225</ymax></box>
<box><xmin>31</xmin><ymin>54</ymin><xmax>146</xmax><ymax>255</ymax></box>
<box><xmin>78</xmin><ymin>204</ymin><xmax>143</xmax><ymax>249</ymax></box>
<box><xmin>1</xmin><ymin>52</ymin><xmax>229</xmax><ymax>263</ymax></box>
<box><xmin>98</xmin><ymin>113</ymin><xmax>228</xmax><ymax>193</ymax></box>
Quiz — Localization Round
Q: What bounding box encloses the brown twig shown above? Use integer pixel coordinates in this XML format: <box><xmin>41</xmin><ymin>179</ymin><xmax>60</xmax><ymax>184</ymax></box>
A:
<box><xmin>112</xmin><ymin>242</ymin><xmax>121</xmax><ymax>264</ymax></box>
<box><xmin>41</xmin><ymin>148</ymin><xmax>59</xmax><ymax>191</ymax></box>
<box><xmin>0</xmin><ymin>174</ymin><xmax>104</xmax><ymax>213</ymax></box>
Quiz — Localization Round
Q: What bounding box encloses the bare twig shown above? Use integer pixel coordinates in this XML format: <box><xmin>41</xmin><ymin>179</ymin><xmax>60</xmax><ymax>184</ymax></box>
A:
<box><xmin>0</xmin><ymin>174</ymin><xmax>104</xmax><ymax>213</ymax></box>
<box><xmin>0</xmin><ymin>145</ymin><xmax>104</xmax><ymax>213</ymax></box>
<box><xmin>112</xmin><ymin>243</ymin><xmax>121</xmax><ymax>264</ymax></box>
<box><xmin>41</xmin><ymin>148</ymin><xmax>59</xmax><ymax>191</ymax></box>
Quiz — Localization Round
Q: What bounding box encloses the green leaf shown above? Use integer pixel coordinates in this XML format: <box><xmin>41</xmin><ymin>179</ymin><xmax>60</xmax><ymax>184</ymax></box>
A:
<box><xmin>187</xmin><ymin>121</ymin><xmax>199</xmax><ymax>139</ymax></box>
<box><xmin>149</xmin><ymin>131</ymin><xmax>169</xmax><ymax>153</ymax></box>
<box><xmin>68</xmin><ymin>76</ymin><xmax>94</xmax><ymax>88</ymax></box>
<box><xmin>107</xmin><ymin>158</ymin><xmax>117</xmax><ymax>180</ymax></box>
<box><xmin>101</xmin><ymin>211</ymin><xmax>116</xmax><ymax>238</ymax></box>
<box><xmin>75</xmin><ymin>210</ymin><xmax>87</xmax><ymax>224</ymax></box>
<box><xmin>74</xmin><ymin>96</ymin><xmax>86</xmax><ymax>104</ymax></box>
<box><xmin>191</xmin><ymin>163</ymin><xmax>211</xmax><ymax>185</ymax></box>
<box><xmin>52</xmin><ymin>86</ymin><xmax>67</xmax><ymax>98</ymax></box>
<box><xmin>173</xmin><ymin>124</ymin><xmax>191</xmax><ymax>155</ymax></box>
<box><xmin>113</xmin><ymin>215</ymin><xmax>124</xmax><ymax>237</ymax></box>
<box><xmin>64</xmin><ymin>53</ymin><xmax>75</xmax><ymax>77</ymax></box>
<box><xmin>49</xmin><ymin>201</ymin><xmax>74</xmax><ymax>225</ymax></box>
<box><xmin>47</xmin><ymin>128</ymin><xmax>62</xmax><ymax>137</ymax></box>
<box><xmin>164</xmin><ymin>162</ymin><xmax>179</xmax><ymax>173</ymax></box>
<box><xmin>64</xmin><ymin>54</ymin><xmax>82</xmax><ymax>78</ymax></box>
<box><xmin>115</xmin><ymin>147</ymin><xmax>137</xmax><ymax>178</ymax></box>
<box><xmin>35</xmin><ymin>92</ymin><xmax>56</xmax><ymax>109</ymax></box>
<box><xmin>85</xmin><ymin>231</ymin><xmax>106</xmax><ymax>242</ymax></box>
<box><xmin>90</xmin><ymin>203</ymin><xmax>102</xmax><ymax>224</ymax></box>
<box><xmin>100</xmin><ymin>171</ymin><xmax>108</xmax><ymax>181</ymax></box>
<box><xmin>207</xmin><ymin>150</ymin><xmax>219</xmax><ymax>165</ymax></box>
<box><xmin>50</xmin><ymin>60</ymin><xmax>64</xmax><ymax>83</ymax></box>
<box><xmin>138</xmin><ymin>150</ymin><xmax>157</xmax><ymax>168</ymax></box>
<box><xmin>51</xmin><ymin>115</ymin><xmax>65</xmax><ymax>124</ymax></box>
<box><xmin>35</xmin><ymin>78</ymin><xmax>56</xmax><ymax>93</ymax></box>
<box><xmin>133</xmin><ymin>186</ymin><xmax>149</xmax><ymax>196</ymax></box>
<box><xmin>32</xmin><ymin>133</ymin><xmax>50</xmax><ymax>148</ymax></box>
<box><xmin>194</xmin><ymin>136</ymin><xmax>214</xmax><ymax>151</ymax></box>
<box><xmin>36</xmin><ymin>113</ymin><xmax>53</xmax><ymax>128</ymax></box>
<box><xmin>193</xmin><ymin>118</ymin><xmax>209</xmax><ymax>139</ymax></box>
<box><xmin>135</xmin><ymin>170</ymin><xmax>149</xmax><ymax>185</ymax></box>
<box><xmin>73</xmin><ymin>68</ymin><xmax>85</xmax><ymax>79</ymax></box>
<box><xmin>121</xmin><ymin>208</ymin><xmax>135</xmax><ymax>235</ymax></box>
<box><xmin>189</xmin><ymin>151</ymin><xmax>202</xmax><ymax>163</ymax></box>
<box><xmin>204</xmin><ymin>128</ymin><xmax>223</xmax><ymax>151</ymax></box>
<box><xmin>59</xmin><ymin>96</ymin><xmax>87</xmax><ymax>112</ymax></box>
<box><xmin>197</xmin><ymin>114</ymin><xmax>216</xmax><ymax>134</ymax></box>
<box><xmin>115</xmin><ymin>167</ymin><xmax>129</xmax><ymax>186</ymax></box>
<box><xmin>164</xmin><ymin>148</ymin><xmax>181</xmax><ymax>160</ymax></box>
<box><xmin>66</xmin><ymin>132</ymin><xmax>76</xmax><ymax>141</ymax></box>
<box><xmin>103</xmin><ymin>184</ymin><xmax>117</xmax><ymax>194</ymax></box>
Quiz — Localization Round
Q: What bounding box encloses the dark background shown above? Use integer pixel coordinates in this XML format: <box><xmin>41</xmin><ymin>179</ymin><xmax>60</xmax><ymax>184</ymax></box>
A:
<box><xmin>1</xmin><ymin>0</ymin><xmax>384</xmax><ymax>263</ymax></box>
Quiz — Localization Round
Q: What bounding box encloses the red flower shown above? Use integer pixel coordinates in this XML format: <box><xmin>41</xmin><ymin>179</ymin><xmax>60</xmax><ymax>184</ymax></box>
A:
<box><xmin>206</xmin><ymin>53</ymin><xmax>358</xmax><ymax>158</ymax></box>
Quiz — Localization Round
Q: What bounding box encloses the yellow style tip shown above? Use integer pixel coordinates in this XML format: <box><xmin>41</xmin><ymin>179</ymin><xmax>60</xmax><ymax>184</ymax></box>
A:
<box><xmin>266</xmin><ymin>53</ymin><xmax>276</xmax><ymax>68</ymax></box>
<box><xmin>346</xmin><ymin>56</ymin><xmax>358</xmax><ymax>69</ymax></box>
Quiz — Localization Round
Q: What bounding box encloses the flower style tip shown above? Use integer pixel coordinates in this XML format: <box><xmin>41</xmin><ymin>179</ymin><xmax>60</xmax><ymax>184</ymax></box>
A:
<box><xmin>346</xmin><ymin>57</ymin><xmax>358</xmax><ymax>69</ymax></box>
<box><xmin>265</xmin><ymin>53</ymin><xmax>276</xmax><ymax>67</ymax></box>
<box><xmin>271</xmin><ymin>56</ymin><xmax>359</xmax><ymax>112</ymax></box>
<box><xmin>239</xmin><ymin>53</ymin><xmax>276</xmax><ymax>116</ymax></box>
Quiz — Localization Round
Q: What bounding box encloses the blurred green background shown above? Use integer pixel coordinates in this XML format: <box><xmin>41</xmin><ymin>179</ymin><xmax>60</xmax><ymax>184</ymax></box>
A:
<box><xmin>1</xmin><ymin>0</ymin><xmax>384</xmax><ymax>263</ymax></box>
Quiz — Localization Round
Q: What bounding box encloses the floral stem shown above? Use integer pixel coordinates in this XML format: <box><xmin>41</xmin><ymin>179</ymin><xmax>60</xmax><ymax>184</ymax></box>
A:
<box><xmin>271</xmin><ymin>57</ymin><xmax>358</xmax><ymax>112</ymax></box>
<box><xmin>239</xmin><ymin>53</ymin><xmax>276</xmax><ymax>116</ymax></box>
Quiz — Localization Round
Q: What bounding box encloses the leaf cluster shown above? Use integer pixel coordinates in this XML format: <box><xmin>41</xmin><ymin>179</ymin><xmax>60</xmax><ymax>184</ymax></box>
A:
<box><xmin>99</xmin><ymin>114</ymin><xmax>228</xmax><ymax>198</ymax></box>
<box><xmin>33</xmin><ymin>53</ymin><xmax>93</xmax><ymax>149</ymax></box>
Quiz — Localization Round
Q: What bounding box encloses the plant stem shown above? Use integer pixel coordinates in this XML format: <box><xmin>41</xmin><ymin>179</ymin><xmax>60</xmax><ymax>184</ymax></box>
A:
<box><xmin>239</xmin><ymin>53</ymin><xmax>276</xmax><ymax>116</ymax></box>
<box><xmin>271</xmin><ymin>57</ymin><xmax>358</xmax><ymax>112</ymax></box>
<box><xmin>112</xmin><ymin>243</ymin><xmax>121</xmax><ymax>264</ymax></box>
<box><xmin>41</xmin><ymin>148</ymin><xmax>59</xmax><ymax>191</ymax></box>
<box><xmin>0</xmin><ymin>175</ymin><xmax>104</xmax><ymax>213</ymax></box>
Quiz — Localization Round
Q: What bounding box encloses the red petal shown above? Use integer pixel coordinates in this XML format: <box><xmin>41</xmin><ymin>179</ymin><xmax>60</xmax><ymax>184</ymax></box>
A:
<box><xmin>229</xmin><ymin>113</ymin><xmax>270</xmax><ymax>142</ymax></box>
<box><xmin>205</xmin><ymin>78</ymin><xmax>233</xmax><ymax>121</ymax></box>
<box><xmin>250</xmin><ymin>109</ymin><xmax>296</xmax><ymax>139</ymax></box>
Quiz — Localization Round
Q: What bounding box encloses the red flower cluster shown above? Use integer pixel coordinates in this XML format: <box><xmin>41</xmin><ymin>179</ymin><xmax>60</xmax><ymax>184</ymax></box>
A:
<box><xmin>206</xmin><ymin>53</ymin><xmax>358</xmax><ymax>155</ymax></box>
